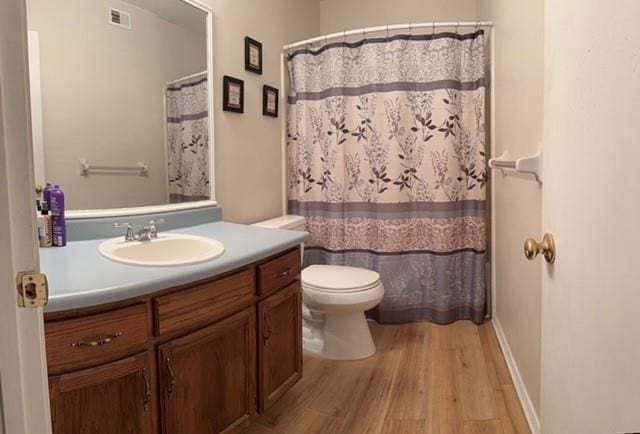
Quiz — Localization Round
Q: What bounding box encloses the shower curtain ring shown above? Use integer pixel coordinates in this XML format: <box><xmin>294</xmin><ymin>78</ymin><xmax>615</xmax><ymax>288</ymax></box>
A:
<box><xmin>386</xmin><ymin>24</ymin><xmax>390</xmax><ymax>41</ymax></box>
<box><xmin>455</xmin><ymin>21</ymin><xmax>460</xmax><ymax>34</ymax></box>
<box><xmin>432</xmin><ymin>21</ymin><xmax>436</xmax><ymax>35</ymax></box>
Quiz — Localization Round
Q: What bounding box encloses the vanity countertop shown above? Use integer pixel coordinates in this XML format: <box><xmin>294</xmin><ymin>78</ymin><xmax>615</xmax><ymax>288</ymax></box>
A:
<box><xmin>40</xmin><ymin>221</ymin><xmax>308</xmax><ymax>313</ymax></box>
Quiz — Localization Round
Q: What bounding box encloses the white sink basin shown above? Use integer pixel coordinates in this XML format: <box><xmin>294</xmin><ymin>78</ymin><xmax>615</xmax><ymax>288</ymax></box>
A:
<box><xmin>99</xmin><ymin>234</ymin><xmax>225</xmax><ymax>267</ymax></box>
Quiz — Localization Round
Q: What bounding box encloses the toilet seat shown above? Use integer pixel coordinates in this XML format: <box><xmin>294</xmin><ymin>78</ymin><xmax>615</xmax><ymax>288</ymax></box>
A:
<box><xmin>301</xmin><ymin>265</ymin><xmax>381</xmax><ymax>293</ymax></box>
<box><xmin>303</xmin><ymin>281</ymin><xmax>380</xmax><ymax>293</ymax></box>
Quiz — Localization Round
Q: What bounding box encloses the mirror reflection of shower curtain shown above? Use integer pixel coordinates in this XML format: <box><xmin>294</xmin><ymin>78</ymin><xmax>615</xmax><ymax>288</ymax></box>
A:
<box><xmin>287</xmin><ymin>31</ymin><xmax>487</xmax><ymax>324</ymax></box>
<box><xmin>166</xmin><ymin>76</ymin><xmax>209</xmax><ymax>203</ymax></box>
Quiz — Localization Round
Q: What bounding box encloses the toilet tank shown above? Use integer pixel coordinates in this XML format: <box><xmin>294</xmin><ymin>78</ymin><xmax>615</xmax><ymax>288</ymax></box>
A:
<box><xmin>252</xmin><ymin>215</ymin><xmax>306</xmax><ymax>263</ymax></box>
<box><xmin>252</xmin><ymin>215</ymin><xmax>306</xmax><ymax>231</ymax></box>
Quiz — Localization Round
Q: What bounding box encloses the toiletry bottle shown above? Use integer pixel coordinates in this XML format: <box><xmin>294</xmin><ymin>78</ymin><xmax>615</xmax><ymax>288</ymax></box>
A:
<box><xmin>50</xmin><ymin>184</ymin><xmax>66</xmax><ymax>247</ymax></box>
<box><xmin>43</xmin><ymin>182</ymin><xmax>54</xmax><ymax>208</ymax></box>
<box><xmin>36</xmin><ymin>208</ymin><xmax>45</xmax><ymax>246</ymax></box>
<box><xmin>38</xmin><ymin>203</ymin><xmax>53</xmax><ymax>247</ymax></box>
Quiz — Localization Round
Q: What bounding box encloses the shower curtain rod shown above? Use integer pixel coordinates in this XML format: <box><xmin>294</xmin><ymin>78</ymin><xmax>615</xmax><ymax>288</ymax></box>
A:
<box><xmin>166</xmin><ymin>70</ymin><xmax>207</xmax><ymax>86</ymax></box>
<box><xmin>283</xmin><ymin>21</ymin><xmax>493</xmax><ymax>51</ymax></box>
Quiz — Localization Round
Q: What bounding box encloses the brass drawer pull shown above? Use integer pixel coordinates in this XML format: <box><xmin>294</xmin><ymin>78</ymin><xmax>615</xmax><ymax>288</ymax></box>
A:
<box><xmin>166</xmin><ymin>357</ymin><xmax>176</xmax><ymax>399</ymax></box>
<box><xmin>273</xmin><ymin>267</ymin><xmax>293</xmax><ymax>279</ymax></box>
<box><xmin>71</xmin><ymin>331</ymin><xmax>123</xmax><ymax>348</ymax></box>
<box><xmin>141</xmin><ymin>368</ymin><xmax>151</xmax><ymax>412</ymax></box>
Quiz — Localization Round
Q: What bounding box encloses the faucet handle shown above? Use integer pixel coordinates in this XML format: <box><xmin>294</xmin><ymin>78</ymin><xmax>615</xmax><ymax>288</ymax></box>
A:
<box><xmin>148</xmin><ymin>218</ymin><xmax>165</xmax><ymax>238</ymax></box>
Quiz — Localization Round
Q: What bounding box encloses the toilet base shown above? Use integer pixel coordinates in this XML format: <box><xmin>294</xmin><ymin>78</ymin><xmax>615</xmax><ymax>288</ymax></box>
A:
<box><xmin>323</xmin><ymin>311</ymin><xmax>376</xmax><ymax>360</ymax></box>
<box><xmin>302</xmin><ymin>335</ymin><xmax>324</xmax><ymax>355</ymax></box>
<box><xmin>303</xmin><ymin>310</ymin><xmax>376</xmax><ymax>360</ymax></box>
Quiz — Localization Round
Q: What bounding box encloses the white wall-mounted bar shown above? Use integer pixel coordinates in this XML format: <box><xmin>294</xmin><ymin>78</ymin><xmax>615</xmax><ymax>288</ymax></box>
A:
<box><xmin>79</xmin><ymin>158</ymin><xmax>149</xmax><ymax>177</ymax></box>
<box><xmin>488</xmin><ymin>148</ymin><xmax>543</xmax><ymax>183</ymax></box>
<box><xmin>166</xmin><ymin>70</ymin><xmax>207</xmax><ymax>86</ymax></box>
<box><xmin>283</xmin><ymin>21</ymin><xmax>493</xmax><ymax>51</ymax></box>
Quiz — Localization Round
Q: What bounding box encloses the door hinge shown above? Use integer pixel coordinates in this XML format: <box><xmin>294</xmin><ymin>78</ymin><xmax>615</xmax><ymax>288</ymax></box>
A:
<box><xmin>16</xmin><ymin>271</ymin><xmax>49</xmax><ymax>308</ymax></box>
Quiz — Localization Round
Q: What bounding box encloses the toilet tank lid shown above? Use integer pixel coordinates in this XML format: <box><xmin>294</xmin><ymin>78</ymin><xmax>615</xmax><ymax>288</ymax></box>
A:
<box><xmin>252</xmin><ymin>214</ymin><xmax>305</xmax><ymax>230</ymax></box>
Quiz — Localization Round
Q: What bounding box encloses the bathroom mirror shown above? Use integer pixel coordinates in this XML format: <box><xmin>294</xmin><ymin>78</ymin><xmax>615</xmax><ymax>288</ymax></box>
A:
<box><xmin>26</xmin><ymin>0</ymin><xmax>214</xmax><ymax>214</ymax></box>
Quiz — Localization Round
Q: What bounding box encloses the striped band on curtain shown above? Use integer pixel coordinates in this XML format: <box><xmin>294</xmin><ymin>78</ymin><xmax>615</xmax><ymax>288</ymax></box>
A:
<box><xmin>286</xmin><ymin>31</ymin><xmax>487</xmax><ymax>324</ymax></box>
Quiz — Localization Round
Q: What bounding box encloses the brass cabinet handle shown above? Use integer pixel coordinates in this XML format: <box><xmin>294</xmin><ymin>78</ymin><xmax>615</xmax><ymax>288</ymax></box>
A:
<box><xmin>263</xmin><ymin>312</ymin><xmax>272</xmax><ymax>346</ymax></box>
<box><xmin>141</xmin><ymin>368</ymin><xmax>151</xmax><ymax>412</ymax></box>
<box><xmin>273</xmin><ymin>267</ymin><xmax>293</xmax><ymax>279</ymax></box>
<box><xmin>71</xmin><ymin>331</ymin><xmax>123</xmax><ymax>348</ymax></box>
<box><xmin>524</xmin><ymin>233</ymin><xmax>556</xmax><ymax>264</ymax></box>
<box><xmin>166</xmin><ymin>357</ymin><xmax>176</xmax><ymax>399</ymax></box>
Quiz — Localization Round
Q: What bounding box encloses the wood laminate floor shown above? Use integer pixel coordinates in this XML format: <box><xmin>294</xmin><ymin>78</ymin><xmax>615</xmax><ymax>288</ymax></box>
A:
<box><xmin>244</xmin><ymin>320</ymin><xmax>531</xmax><ymax>434</ymax></box>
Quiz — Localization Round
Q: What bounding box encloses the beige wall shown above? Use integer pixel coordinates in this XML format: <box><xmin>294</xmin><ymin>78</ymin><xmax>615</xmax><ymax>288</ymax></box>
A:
<box><xmin>27</xmin><ymin>0</ymin><xmax>207</xmax><ymax>210</ymax></box>
<box><xmin>203</xmin><ymin>0</ymin><xmax>319</xmax><ymax>223</ymax></box>
<box><xmin>319</xmin><ymin>0</ymin><xmax>477</xmax><ymax>34</ymax></box>
<box><xmin>479</xmin><ymin>0</ymin><xmax>543</xmax><ymax>422</ymax></box>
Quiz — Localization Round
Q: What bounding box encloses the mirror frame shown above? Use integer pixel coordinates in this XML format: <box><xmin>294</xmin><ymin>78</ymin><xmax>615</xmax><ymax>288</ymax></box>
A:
<box><xmin>30</xmin><ymin>0</ymin><xmax>216</xmax><ymax>219</ymax></box>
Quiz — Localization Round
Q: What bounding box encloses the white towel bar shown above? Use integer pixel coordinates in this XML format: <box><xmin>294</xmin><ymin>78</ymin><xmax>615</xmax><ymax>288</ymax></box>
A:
<box><xmin>488</xmin><ymin>148</ymin><xmax>542</xmax><ymax>183</ymax></box>
<box><xmin>79</xmin><ymin>158</ymin><xmax>148</xmax><ymax>177</ymax></box>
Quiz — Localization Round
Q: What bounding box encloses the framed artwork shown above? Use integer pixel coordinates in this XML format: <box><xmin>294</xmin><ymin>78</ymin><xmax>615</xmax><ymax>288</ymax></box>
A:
<box><xmin>222</xmin><ymin>75</ymin><xmax>244</xmax><ymax>113</ymax></box>
<box><xmin>263</xmin><ymin>85</ymin><xmax>279</xmax><ymax>118</ymax></box>
<box><xmin>244</xmin><ymin>37</ymin><xmax>263</xmax><ymax>74</ymax></box>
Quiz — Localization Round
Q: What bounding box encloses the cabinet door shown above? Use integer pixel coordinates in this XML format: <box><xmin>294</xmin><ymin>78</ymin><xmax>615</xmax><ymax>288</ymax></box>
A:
<box><xmin>49</xmin><ymin>352</ymin><xmax>153</xmax><ymax>434</ymax></box>
<box><xmin>158</xmin><ymin>306</ymin><xmax>256</xmax><ymax>434</ymax></box>
<box><xmin>258</xmin><ymin>282</ymin><xmax>302</xmax><ymax>412</ymax></box>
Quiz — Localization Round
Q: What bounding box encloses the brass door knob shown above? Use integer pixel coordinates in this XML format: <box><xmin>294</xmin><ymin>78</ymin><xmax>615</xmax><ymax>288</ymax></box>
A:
<box><xmin>35</xmin><ymin>184</ymin><xmax>44</xmax><ymax>194</ymax></box>
<box><xmin>524</xmin><ymin>233</ymin><xmax>556</xmax><ymax>264</ymax></box>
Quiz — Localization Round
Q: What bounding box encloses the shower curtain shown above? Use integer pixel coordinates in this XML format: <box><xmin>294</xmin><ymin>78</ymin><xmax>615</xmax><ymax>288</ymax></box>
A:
<box><xmin>287</xmin><ymin>31</ymin><xmax>487</xmax><ymax>324</ymax></box>
<box><xmin>166</xmin><ymin>77</ymin><xmax>210</xmax><ymax>203</ymax></box>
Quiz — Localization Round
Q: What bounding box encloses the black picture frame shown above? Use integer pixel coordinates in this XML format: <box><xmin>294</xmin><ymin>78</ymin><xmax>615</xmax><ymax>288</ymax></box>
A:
<box><xmin>222</xmin><ymin>75</ymin><xmax>244</xmax><ymax>113</ymax></box>
<box><xmin>244</xmin><ymin>36</ymin><xmax>263</xmax><ymax>75</ymax></box>
<box><xmin>262</xmin><ymin>85</ymin><xmax>279</xmax><ymax>118</ymax></box>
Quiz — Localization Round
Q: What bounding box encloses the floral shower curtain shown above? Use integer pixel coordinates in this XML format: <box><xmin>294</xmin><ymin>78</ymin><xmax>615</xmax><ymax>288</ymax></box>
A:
<box><xmin>166</xmin><ymin>76</ymin><xmax>210</xmax><ymax>203</ymax></box>
<box><xmin>287</xmin><ymin>31</ymin><xmax>487</xmax><ymax>324</ymax></box>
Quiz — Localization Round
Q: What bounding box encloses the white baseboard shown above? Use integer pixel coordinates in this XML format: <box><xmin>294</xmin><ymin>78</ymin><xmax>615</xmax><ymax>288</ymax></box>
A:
<box><xmin>492</xmin><ymin>317</ymin><xmax>541</xmax><ymax>434</ymax></box>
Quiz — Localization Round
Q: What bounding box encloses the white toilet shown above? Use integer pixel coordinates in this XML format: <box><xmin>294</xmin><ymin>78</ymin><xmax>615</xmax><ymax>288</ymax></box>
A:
<box><xmin>253</xmin><ymin>215</ymin><xmax>385</xmax><ymax>360</ymax></box>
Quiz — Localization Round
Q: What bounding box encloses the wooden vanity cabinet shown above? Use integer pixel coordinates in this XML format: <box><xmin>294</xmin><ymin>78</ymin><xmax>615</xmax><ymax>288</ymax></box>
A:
<box><xmin>44</xmin><ymin>247</ymin><xmax>302</xmax><ymax>434</ymax></box>
<box><xmin>49</xmin><ymin>352</ymin><xmax>154</xmax><ymax>434</ymax></box>
<box><xmin>158</xmin><ymin>307</ymin><xmax>256</xmax><ymax>434</ymax></box>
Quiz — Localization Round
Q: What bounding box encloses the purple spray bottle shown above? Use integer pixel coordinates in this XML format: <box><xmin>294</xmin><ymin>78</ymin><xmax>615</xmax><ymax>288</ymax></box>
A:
<box><xmin>43</xmin><ymin>182</ymin><xmax>54</xmax><ymax>208</ymax></box>
<box><xmin>50</xmin><ymin>184</ymin><xmax>66</xmax><ymax>247</ymax></box>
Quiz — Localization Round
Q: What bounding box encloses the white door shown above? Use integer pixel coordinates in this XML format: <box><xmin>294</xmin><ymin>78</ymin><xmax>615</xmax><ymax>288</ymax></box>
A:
<box><xmin>0</xmin><ymin>0</ymin><xmax>52</xmax><ymax>433</ymax></box>
<box><xmin>541</xmin><ymin>1</ymin><xmax>640</xmax><ymax>433</ymax></box>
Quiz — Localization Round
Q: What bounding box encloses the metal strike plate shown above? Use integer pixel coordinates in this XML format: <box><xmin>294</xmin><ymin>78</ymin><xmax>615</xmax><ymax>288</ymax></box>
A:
<box><xmin>16</xmin><ymin>271</ymin><xmax>49</xmax><ymax>308</ymax></box>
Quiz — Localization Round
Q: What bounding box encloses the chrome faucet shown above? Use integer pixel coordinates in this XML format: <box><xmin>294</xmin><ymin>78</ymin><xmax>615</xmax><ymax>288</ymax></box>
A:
<box><xmin>114</xmin><ymin>218</ymin><xmax>165</xmax><ymax>242</ymax></box>
<box><xmin>114</xmin><ymin>222</ymin><xmax>136</xmax><ymax>241</ymax></box>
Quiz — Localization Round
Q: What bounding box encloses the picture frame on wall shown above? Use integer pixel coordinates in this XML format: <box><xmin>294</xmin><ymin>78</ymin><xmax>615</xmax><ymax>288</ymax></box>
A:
<box><xmin>244</xmin><ymin>36</ymin><xmax>263</xmax><ymax>74</ymax></box>
<box><xmin>263</xmin><ymin>85</ymin><xmax>279</xmax><ymax>118</ymax></box>
<box><xmin>223</xmin><ymin>75</ymin><xmax>244</xmax><ymax>113</ymax></box>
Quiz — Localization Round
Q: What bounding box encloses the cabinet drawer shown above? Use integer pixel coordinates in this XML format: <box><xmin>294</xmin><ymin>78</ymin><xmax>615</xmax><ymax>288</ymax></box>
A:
<box><xmin>45</xmin><ymin>303</ymin><xmax>149</xmax><ymax>375</ymax></box>
<box><xmin>154</xmin><ymin>269</ymin><xmax>255</xmax><ymax>336</ymax></box>
<box><xmin>257</xmin><ymin>248</ymin><xmax>301</xmax><ymax>297</ymax></box>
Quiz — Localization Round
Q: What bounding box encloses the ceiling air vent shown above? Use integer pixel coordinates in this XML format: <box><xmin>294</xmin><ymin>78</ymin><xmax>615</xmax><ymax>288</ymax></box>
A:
<box><xmin>109</xmin><ymin>8</ymin><xmax>131</xmax><ymax>30</ymax></box>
